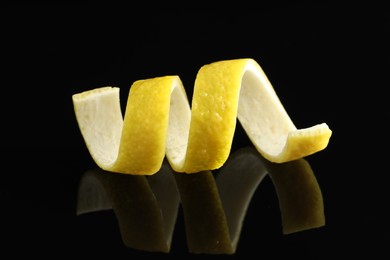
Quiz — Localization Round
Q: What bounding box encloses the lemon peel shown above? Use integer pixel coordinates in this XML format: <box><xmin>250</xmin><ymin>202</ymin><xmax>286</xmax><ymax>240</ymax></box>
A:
<box><xmin>72</xmin><ymin>58</ymin><xmax>332</xmax><ymax>175</ymax></box>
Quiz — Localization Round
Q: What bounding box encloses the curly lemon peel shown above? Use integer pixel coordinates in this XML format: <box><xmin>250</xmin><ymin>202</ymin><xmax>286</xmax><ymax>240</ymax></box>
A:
<box><xmin>72</xmin><ymin>58</ymin><xmax>332</xmax><ymax>175</ymax></box>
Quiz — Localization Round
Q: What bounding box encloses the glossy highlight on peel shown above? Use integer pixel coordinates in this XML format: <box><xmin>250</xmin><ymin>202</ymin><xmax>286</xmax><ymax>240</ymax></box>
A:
<box><xmin>72</xmin><ymin>58</ymin><xmax>332</xmax><ymax>175</ymax></box>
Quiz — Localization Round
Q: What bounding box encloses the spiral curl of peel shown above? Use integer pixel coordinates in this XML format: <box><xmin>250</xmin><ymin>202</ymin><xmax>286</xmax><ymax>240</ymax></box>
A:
<box><xmin>72</xmin><ymin>58</ymin><xmax>332</xmax><ymax>175</ymax></box>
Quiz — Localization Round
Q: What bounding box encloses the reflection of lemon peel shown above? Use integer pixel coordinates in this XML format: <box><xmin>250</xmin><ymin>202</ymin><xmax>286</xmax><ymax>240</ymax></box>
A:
<box><xmin>215</xmin><ymin>146</ymin><xmax>324</xmax><ymax>250</ymax></box>
<box><xmin>77</xmin><ymin>160</ymin><xmax>180</xmax><ymax>253</ymax></box>
<box><xmin>173</xmin><ymin>170</ymin><xmax>234</xmax><ymax>254</ymax></box>
<box><xmin>76</xmin><ymin>147</ymin><xmax>325</xmax><ymax>254</ymax></box>
<box><xmin>72</xmin><ymin>58</ymin><xmax>332</xmax><ymax>175</ymax></box>
<box><xmin>215</xmin><ymin>147</ymin><xmax>269</xmax><ymax>252</ymax></box>
<box><xmin>263</xmin><ymin>158</ymin><xmax>325</xmax><ymax>234</ymax></box>
<box><xmin>76</xmin><ymin>169</ymin><xmax>112</xmax><ymax>215</ymax></box>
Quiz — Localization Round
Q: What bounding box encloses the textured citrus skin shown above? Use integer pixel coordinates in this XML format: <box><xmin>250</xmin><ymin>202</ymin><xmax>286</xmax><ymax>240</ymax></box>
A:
<box><xmin>183</xmin><ymin>59</ymin><xmax>247</xmax><ymax>172</ymax></box>
<box><xmin>73</xmin><ymin>58</ymin><xmax>332</xmax><ymax>175</ymax></box>
<box><xmin>112</xmin><ymin>76</ymin><xmax>174</xmax><ymax>174</ymax></box>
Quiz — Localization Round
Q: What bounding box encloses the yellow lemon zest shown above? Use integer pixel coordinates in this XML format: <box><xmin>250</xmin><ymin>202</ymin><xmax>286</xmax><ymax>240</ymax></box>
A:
<box><xmin>72</xmin><ymin>58</ymin><xmax>332</xmax><ymax>175</ymax></box>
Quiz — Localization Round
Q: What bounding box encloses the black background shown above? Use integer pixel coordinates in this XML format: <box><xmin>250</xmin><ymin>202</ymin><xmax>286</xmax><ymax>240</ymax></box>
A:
<box><xmin>1</xmin><ymin>2</ymin><xmax>387</xmax><ymax>258</ymax></box>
